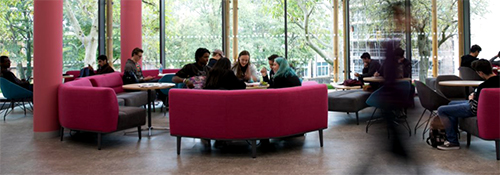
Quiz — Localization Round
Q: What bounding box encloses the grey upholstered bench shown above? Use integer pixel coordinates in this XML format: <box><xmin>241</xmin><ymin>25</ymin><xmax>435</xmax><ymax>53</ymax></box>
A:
<box><xmin>327</xmin><ymin>90</ymin><xmax>372</xmax><ymax>125</ymax></box>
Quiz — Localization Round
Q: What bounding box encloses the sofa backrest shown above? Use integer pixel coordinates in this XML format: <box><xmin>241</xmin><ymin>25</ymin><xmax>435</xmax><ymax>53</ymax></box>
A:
<box><xmin>477</xmin><ymin>88</ymin><xmax>500</xmax><ymax>140</ymax></box>
<box><xmin>63</xmin><ymin>78</ymin><xmax>93</xmax><ymax>87</ymax></box>
<box><xmin>88</xmin><ymin>72</ymin><xmax>124</xmax><ymax>94</ymax></box>
<box><xmin>169</xmin><ymin>84</ymin><xmax>328</xmax><ymax>139</ymax></box>
<box><xmin>142</xmin><ymin>69</ymin><xmax>181</xmax><ymax>79</ymax></box>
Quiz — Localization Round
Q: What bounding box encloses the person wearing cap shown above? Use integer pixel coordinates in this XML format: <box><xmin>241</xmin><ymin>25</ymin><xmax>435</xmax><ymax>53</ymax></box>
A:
<box><xmin>207</xmin><ymin>49</ymin><xmax>224</xmax><ymax>68</ymax></box>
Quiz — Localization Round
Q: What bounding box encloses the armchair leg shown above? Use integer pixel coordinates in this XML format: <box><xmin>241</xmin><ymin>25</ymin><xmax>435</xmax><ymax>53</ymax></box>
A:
<box><xmin>60</xmin><ymin>127</ymin><xmax>64</xmax><ymax>141</ymax></box>
<box><xmin>467</xmin><ymin>133</ymin><xmax>471</xmax><ymax>147</ymax></box>
<box><xmin>251</xmin><ymin>140</ymin><xmax>257</xmax><ymax>158</ymax></box>
<box><xmin>137</xmin><ymin>126</ymin><xmax>142</xmax><ymax>140</ymax></box>
<box><xmin>177</xmin><ymin>136</ymin><xmax>181</xmax><ymax>155</ymax></box>
<box><xmin>318</xmin><ymin>129</ymin><xmax>324</xmax><ymax>147</ymax></box>
<box><xmin>496</xmin><ymin>140</ymin><xmax>500</xmax><ymax>160</ymax></box>
<box><xmin>355</xmin><ymin>112</ymin><xmax>359</xmax><ymax>125</ymax></box>
<box><xmin>97</xmin><ymin>133</ymin><xmax>102</xmax><ymax>150</ymax></box>
<box><xmin>414</xmin><ymin>109</ymin><xmax>427</xmax><ymax>135</ymax></box>
<box><xmin>366</xmin><ymin>108</ymin><xmax>377</xmax><ymax>133</ymax></box>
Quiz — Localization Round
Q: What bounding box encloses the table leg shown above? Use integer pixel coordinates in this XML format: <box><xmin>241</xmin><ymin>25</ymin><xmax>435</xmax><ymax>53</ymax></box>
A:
<box><xmin>147</xmin><ymin>89</ymin><xmax>152</xmax><ymax>136</ymax></box>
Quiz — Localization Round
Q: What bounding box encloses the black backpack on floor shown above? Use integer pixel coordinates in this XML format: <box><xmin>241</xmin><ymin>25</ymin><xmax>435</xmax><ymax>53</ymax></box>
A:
<box><xmin>426</xmin><ymin>116</ymin><xmax>447</xmax><ymax>148</ymax></box>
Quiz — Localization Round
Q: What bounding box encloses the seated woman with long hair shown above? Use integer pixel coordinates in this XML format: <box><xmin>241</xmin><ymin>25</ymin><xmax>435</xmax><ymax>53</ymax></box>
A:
<box><xmin>270</xmin><ymin>57</ymin><xmax>301</xmax><ymax>88</ymax></box>
<box><xmin>204</xmin><ymin>57</ymin><xmax>246</xmax><ymax>90</ymax></box>
<box><xmin>232</xmin><ymin>50</ymin><xmax>260</xmax><ymax>83</ymax></box>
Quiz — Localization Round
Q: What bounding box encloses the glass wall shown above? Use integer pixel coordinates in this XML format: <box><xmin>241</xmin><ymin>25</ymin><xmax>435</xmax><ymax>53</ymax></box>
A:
<box><xmin>142</xmin><ymin>1</ymin><xmax>160</xmax><ymax>69</ymax></box>
<box><xmin>62</xmin><ymin>0</ymin><xmax>99</xmax><ymax>72</ymax></box>
<box><xmin>164</xmin><ymin>0</ymin><xmax>222</xmax><ymax>69</ymax></box>
<box><xmin>286</xmin><ymin>0</ymin><xmax>339</xmax><ymax>83</ymax></box>
<box><xmin>0</xmin><ymin>0</ymin><xmax>34</xmax><ymax>79</ymax></box>
<box><xmin>237</xmin><ymin>0</ymin><xmax>284</xmax><ymax>77</ymax></box>
<box><xmin>349</xmin><ymin>0</ymin><xmax>407</xmax><ymax>79</ymax></box>
<box><xmin>471</xmin><ymin>0</ymin><xmax>498</xmax><ymax>61</ymax></box>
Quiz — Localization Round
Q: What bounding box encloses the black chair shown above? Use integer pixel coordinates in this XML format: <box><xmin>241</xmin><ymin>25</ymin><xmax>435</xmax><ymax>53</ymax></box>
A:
<box><xmin>435</xmin><ymin>75</ymin><xmax>467</xmax><ymax>101</ymax></box>
<box><xmin>414</xmin><ymin>81</ymin><xmax>450</xmax><ymax>139</ymax></box>
<box><xmin>459</xmin><ymin>67</ymin><xmax>483</xmax><ymax>80</ymax></box>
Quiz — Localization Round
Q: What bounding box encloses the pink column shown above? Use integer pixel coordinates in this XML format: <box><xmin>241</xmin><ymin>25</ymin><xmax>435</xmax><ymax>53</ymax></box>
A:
<box><xmin>121</xmin><ymin>0</ymin><xmax>142</xmax><ymax>72</ymax></box>
<box><xmin>33</xmin><ymin>0</ymin><xmax>63</xmax><ymax>138</ymax></box>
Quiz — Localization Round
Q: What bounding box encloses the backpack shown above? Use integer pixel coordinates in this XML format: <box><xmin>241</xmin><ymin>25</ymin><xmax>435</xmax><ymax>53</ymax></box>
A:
<box><xmin>426</xmin><ymin>116</ymin><xmax>447</xmax><ymax>148</ymax></box>
<box><xmin>342</xmin><ymin>79</ymin><xmax>362</xmax><ymax>86</ymax></box>
<box><xmin>122</xmin><ymin>71</ymin><xmax>139</xmax><ymax>85</ymax></box>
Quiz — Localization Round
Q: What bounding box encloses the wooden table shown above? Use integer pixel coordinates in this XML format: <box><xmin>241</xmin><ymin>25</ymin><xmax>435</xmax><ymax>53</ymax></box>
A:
<box><xmin>363</xmin><ymin>76</ymin><xmax>411</xmax><ymax>82</ymax></box>
<box><xmin>331</xmin><ymin>83</ymin><xmax>362</xmax><ymax>91</ymax></box>
<box><xmin>122</xmin><ymin>82</ymin><xmax>175</xmax><ymax>136</ymax></box>
<box><xmin>438</xmin><ymin>80</ymin><xmax>483</xmax><ymax>100</ymax></box>
<box><xmin>245</xmin><ymin>82</ymin><xmax>269</xmax><ymax>89</ymax></box>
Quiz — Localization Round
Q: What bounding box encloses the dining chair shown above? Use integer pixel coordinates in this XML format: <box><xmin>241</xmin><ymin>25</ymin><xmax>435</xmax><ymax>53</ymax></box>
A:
<box><xmin>0</xmin><ymin>77</ymin><xmax>33</xmax><ymax>120</ymax></box>
<box><xmin>414</xmin><ymin>81</ymin><xmax>450</xmax><ymax>139</ymax></box>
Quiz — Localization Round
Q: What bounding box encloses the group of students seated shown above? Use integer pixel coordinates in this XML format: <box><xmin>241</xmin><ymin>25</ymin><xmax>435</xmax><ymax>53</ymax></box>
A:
<box><xmin>172</xmin><ymin>48</ymin><xmax>302</xmax><ymax>90</ymax></box>
<box><xmin>354</xmin><ymin>47</ymin><xmax>411</xmax><ymax>82</ymax></box>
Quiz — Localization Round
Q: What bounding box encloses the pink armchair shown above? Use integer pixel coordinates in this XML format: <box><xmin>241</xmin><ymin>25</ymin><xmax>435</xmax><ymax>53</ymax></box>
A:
<box><xmin>58</xmin><ymin>78</ymin><xmax>146</xmax><ymax>150</ymax></box>
<box><xmin>459</xmin><ymin>88</ymin><xmax>500</xmax><ymax>160</ymax></box>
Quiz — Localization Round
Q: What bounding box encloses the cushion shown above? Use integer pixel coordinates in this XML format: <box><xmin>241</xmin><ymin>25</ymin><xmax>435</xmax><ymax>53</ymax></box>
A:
<box><xmin>459</xmin><ymin>116</ymin><xmax>479</xmax><ymax>137</ymax></box>
<box><xmin>89</xmin><ymin>72</ymin><xmax>124</xmax><ymax>94</ymax></box>
<box><xmin>328</xmin><ymin>90</ymin><xmax>371</xmax><ymax>112</ymax></box>
<box><xmin>116</xmin><ymin>91</ymin><xmax>154</xmax><ymax>107</ymax></box>
<box><xmin>116</xmin><ymin>106</ymin><xmax>146</xmax><ymax>131</ymax></box>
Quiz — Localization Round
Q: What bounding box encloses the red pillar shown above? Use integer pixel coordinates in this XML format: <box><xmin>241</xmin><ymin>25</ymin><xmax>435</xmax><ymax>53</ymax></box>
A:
<box><xmin>33</xmin><ymin>0</ymin><xmax>63</xmax><ymax>138</ymax></box>
<box><xmin>121</xmin><ymin>0</ymin><xmax>142</xmax><ymax>72</ymax></box>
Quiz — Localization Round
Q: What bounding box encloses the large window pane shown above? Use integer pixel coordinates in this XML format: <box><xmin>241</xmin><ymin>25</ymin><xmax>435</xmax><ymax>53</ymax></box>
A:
<box><xmin>63</xmin><ymin>0</ymin><xmax>99</xmax><ymax>72</ymax></box>
<box><xmin>142</xmin><ymin>1</ymin><xmax>160</xmax><ymax>70</ymax></box>
<box><xmin>0</xmin><ymin>0</ymin><xmax>34</xmax><ymax>79</ymax></box>
<box><xmin>471</xmin><ymin>0</ymin><xmax>498</xmax><ymax>61</ymax></box>
<box><xmin>165</xmin><ymin>0</ymin><xmax>222</xmax><ymax>69</ymax></box>
<box><xmin>286</xmin><ymin>0</ymin><xmax>339</xmax><ymax>83</ymax></box>
<box><xmin>349</xmin><ymin>0</ymin><xmax>407</xmax><ymax>79</ymax></box>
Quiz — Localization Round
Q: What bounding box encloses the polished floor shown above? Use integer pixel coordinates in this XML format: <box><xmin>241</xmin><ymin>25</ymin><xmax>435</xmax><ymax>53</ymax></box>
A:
<box><xmin>1</xmin><ymin>98</ymin><xmax>499</xmax><ymax>174</ymax></box>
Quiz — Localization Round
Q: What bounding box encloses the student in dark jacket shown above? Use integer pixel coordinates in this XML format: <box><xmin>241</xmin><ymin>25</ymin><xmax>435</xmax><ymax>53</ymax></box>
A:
<box><xmin>354</xmin><ymin>52</ymin><xmax>381</xmax><ymax>80</ymax></box>
<box><xmin>460</xmin><ymin>44</ymin><xmax>481</xmax><ymax>68</ymax></box>
<box><xmin>269</xmin><ymin>57</ymin><xmax>301</xmax><ymax>88</ymax></box>
<box><xmin>204</xmin><ymin>57</ymin><xmax>246</xmax><ymax>90</ymax></box>
<box><xmin>0</xmin><ymin>56</ymin><xmax>32</xmax><ymax>91</ymax></box>
<box><xmin>95</xmin><ymin>55</ymin><xmax>115</xmax><ymax>74</ymax></box>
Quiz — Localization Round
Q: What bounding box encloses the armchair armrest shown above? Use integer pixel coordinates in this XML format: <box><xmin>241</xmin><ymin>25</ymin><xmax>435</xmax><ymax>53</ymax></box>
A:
<box><xmin>58</xmin><ymin>86</ymin><xmax>119</xmax><ymax>133</ymax></box>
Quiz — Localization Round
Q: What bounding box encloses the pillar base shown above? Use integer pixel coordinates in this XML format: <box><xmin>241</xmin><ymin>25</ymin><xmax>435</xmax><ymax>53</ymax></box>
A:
<box><xmin>33</xmin><ymin>131</ymin><xmax>59</xmax><ymax>140</ymax></box>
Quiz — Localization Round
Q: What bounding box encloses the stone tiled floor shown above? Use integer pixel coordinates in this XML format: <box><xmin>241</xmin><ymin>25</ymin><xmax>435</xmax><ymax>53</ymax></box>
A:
<box><xmin>1</xmin><ymin>99</ymin><xmax>499</xmax><ymax>174</ymax></box>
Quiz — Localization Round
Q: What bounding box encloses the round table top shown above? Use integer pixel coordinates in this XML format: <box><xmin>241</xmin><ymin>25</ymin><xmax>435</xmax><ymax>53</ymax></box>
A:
<box><xmin>122</xmin><ymin>82</ymin><xmax>175</xmax><ymax>90</ymax></box>
<box><xmin>363</xmin><ymin>77</ymin><xmax>411</xmax><ymax>82</ymax></box>
<box><xmin>63</xmin><ymin>75</ymin><xmax>74</xmax><ymax>79</ymax></box>
<box><xmin>438</xmin><ymin>80</ymin><xmax>483</xmax><ymax>87</ymax></box>
<box><xmin>158</xmin><ymin>73</ymin><xmax>176</xmax><ymax>77</ymax></box>
<box><xmin>245</xmin><ymin>85</ymin><xmax>269</xmax><ymax>89</ymax></box>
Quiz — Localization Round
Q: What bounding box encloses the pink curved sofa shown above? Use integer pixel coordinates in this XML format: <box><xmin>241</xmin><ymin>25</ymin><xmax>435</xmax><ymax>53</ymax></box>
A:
<box><xmin>169</xmin><ymin>82</ymin><xmax>328</xmax><ymax>158</ymax></box>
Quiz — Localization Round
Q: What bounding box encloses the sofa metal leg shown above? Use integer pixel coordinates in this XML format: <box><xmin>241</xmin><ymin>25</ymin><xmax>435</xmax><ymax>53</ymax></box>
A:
<box><xmin>355</xmin><ymin>112</ymin><xmax>359</xmax><ymax>125</ymax></box>
<box><xmin>467</xmin><ymin>133</ymin><xmax>471</xmax><ymax>147</ymax></box>
<box><xmin>138</xmin><ymin>126</ymin><xmax>142</xmax><ymax>140</ymax></box>
<box><xmin>60</xmin><ymin>127</ymin><xmax>64</xmax><ymax>141</ymax></box>
<box><xmin>97</xmin><ymin>133</ymin><xmax>102</xmax><ymax>150</ymax></box>
<box><xmin>495</xmin><ymin>140</ymin><xmax>500</xmax><ymax>160</ymax></box>
<box><xmin>251</xmin><ymin>140</ymin><xmax>257</xmax><ymax>158</ymax></box>
<box><xmin>177</xmin><ymin>136</ymin><xmax>181</xmax><ymax>155</ymax></box>
<box><xmin>347</xmin><ymin>112</ymin><xmax>350</xmax><ymax>115</ymax></box>
<box><xmin>319</xmin><ymin>129</ymin><xmax>324</xmax><ymax>147</ymax></box>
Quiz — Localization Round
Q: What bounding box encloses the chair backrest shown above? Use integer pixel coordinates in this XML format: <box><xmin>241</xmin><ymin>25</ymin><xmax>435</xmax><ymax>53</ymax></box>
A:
<box><xmin>477</xmin><ymin>88</ymin><xmax>500</xmax><ymax>140</ymax></box>
<box><xmin>415</xmin><ymin>81</ymin><xmax>450</xmax><ymax>111</ymax></box>
<box><xmin>459</xmin><ymin>67</ymin><xmax>483</xmax><ymax>80</ymax></box>
<box><xmin>158</xmin><ymin>74</ymin><xmax>175</xmax><ymax>95</ymax></box>
<box><xmin>366</xmin><ymin>81</ymin><xmax>412</xmax><ymax>109</ymax></box>
<box><xmin>435</xmin><ymin>75</ymin><xmax>467</xmax><ymax>99</ymax></box>
<box><xmin>0</xmin><ymin>77</ymin><xmax>33</xmax><ymax>100</ymax></box>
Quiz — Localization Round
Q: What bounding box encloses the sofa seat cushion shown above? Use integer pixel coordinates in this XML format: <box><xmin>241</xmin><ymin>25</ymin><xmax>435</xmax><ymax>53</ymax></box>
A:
<box><xmin>117</xmin><ymin>98</ymin><xmax>125</xmax><ymax>106</ymax></box>
<box><xmin>116</xmin><ymin>106</ymin><xmax>146</xmax><ymax>131</ymax></box>
<box><xmin>89</xmin><ymin>72</ymin><xmax>124</xmax><ymax>94</ymax></box>
<box><xmin>328</xmin><ymin>90</ymin><xmax>371</xmax><ymax>112</ymax></box>
<box><xmin>116</xmin><ymin>91</ymin><xmax>155</xmax><ymax>107</ymax></box>
<box><xmin>459</xmin><ymin>116</ymin><xmax>479</xmax><ymax>137</ymax></box>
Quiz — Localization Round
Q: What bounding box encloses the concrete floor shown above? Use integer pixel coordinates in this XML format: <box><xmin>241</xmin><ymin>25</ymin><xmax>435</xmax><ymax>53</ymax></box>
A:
<box><xmin>1</xmin><ymin>98</ymin><xmax>499</xmax><ymax>174</ymax></box>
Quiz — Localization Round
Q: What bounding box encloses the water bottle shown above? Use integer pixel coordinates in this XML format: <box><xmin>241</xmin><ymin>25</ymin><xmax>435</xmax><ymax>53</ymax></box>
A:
<box><xmin>159</xmin><ymin>63</ymin><xmax>163</xmax><ymax>75</ymax></box>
